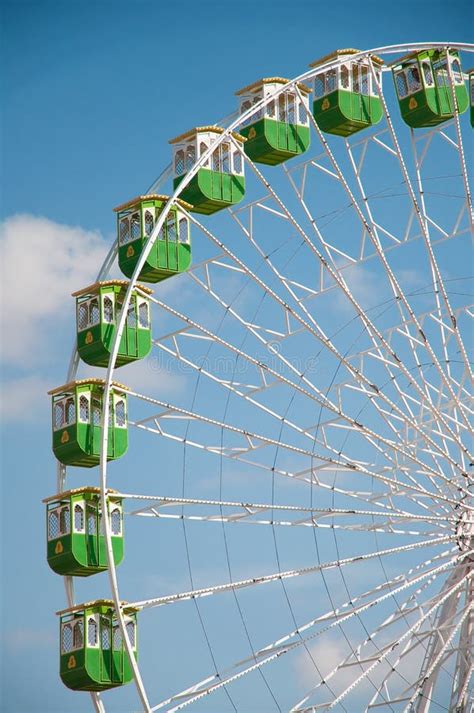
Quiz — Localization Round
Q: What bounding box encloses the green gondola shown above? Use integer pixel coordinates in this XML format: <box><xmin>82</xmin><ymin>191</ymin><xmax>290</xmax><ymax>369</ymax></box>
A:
<box><xmin>74</xmin><ymin>280</ymin><xmax>152</xmax><ymax>368</ymax></box>
<box><xmin>467</xmin><ymin>68</ymin><xmax>474</xmax><ymax>127</ymax></box>
<box><xmin>58</xmin><ymin>600</ymin><xmax>138</xmax><ymax>691</ymax></box>
<box><xmin>391</xmin><ymin>48</ymin><xmax>468</xmax><ymax>128</ymax></box>
<box><xmin>236</xmin><ymin>77</ymin><xmax>311</xmax><ymax>165</ymax></box>
<box><xmin>116</xmin><ymin>194</ymin><xmax>192</xmax><ymax>283</ymax></box>
<box><xmin>49</xmin><ymin>379</ymin><xmax>128</xmax><ymax>467</ymax></box>
<box><xmin>170</xmin><ymin>127</ymin><xmax>246</xmax><ymax>214</ymax></box>
<box><xmin>310</xmin><ymin>48</ymin><xmax>384</xmax><ymax>137</ymax></box>
<box><xmin>45</xmin><ymin>487</ymin><xmax>124</xmax><ymax>577</ymax></box>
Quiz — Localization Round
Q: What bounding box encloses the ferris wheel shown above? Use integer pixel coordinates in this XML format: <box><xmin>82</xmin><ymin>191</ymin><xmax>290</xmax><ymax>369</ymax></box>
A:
<box><xmin>46</xmin><ymin>42</ymin><xmax>474</xmax><ymax>712</ymax></box>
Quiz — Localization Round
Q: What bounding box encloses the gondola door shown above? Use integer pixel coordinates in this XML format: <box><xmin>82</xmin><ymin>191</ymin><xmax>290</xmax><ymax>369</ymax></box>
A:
<box><xmin>112</xmin><ymin>625</ymin><xmax>123</xmax><ymax>684</ymax></box>
<box><xmin>100</xmin><ymin>616</ymin><xmax>112</xmax><ymax>685</ymax></box>
<box><xmin>86</xmin><ymin>502</ymin><xmax>99</xmax><ymax>568</ymax></box>
<box><xmin>433</xmin><ymin>57</ymin><xmax>452</xmax><ymax>116</ymax></box>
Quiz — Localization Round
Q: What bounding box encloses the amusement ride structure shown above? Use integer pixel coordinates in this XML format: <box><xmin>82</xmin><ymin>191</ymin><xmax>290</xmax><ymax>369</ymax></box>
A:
<box><xmin>46</xmin><ymin>43</ymin><xmax>473</xmax><ymax>711</ymax></box>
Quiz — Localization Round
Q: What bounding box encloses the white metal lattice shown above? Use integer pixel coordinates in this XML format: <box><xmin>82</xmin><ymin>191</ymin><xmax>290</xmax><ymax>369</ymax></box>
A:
<box><xmin>56</xmin><ymin>42</ymin><xmax>473</xmax><ymax>713</ymax></box>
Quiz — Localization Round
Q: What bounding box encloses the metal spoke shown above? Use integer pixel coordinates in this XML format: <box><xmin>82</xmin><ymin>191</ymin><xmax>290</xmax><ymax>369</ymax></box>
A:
<box><xmin>369</xmin><ymin>58</ymin><xmax>473</xmax><ymax>389</ymax></box>
<box><xmin>292</xmin><ymin>84</ymin><xmax>472</xmax><ymax>439</ymax></box>
<box><xmin>132</xmin><ymin>537</ymin><xmax>454</xmax><ymax>612</ymax></box>
<box><xmin>295</xmin><ymin>569</ymin><xmax>472</xmax><ymax>711</ymax></box>
<box><xmin>128</xmin><ymin>391</ymin><xmax>469</xmax><ymax>510</ymax></box>
<box><xmin>54</xmin><ymin>42</ymin><xmax>473</xmax><ymax>713</ymax></box>
<box><xmin>150</xmin><ymin>271</ymin><xmax>472</xmax><ymax>492</ymax></box>
<box><xmin>126</xmin><ymin>494</ymin><xmax>450</xmax><ymax>536</ymax></box>
<box><xmin>151</xmin><ymin>551</ymin><xmax>470</xmax><ymax>712</ymax></box>
<box><xmin>231</xmin><ymin>140</ymin><xmax>472</xmax><ymax>463</ymax></box>
<box><xmin>184</xmin><ymin>214</ymin><xmax>470</xmax><ymax>479</ymax></box>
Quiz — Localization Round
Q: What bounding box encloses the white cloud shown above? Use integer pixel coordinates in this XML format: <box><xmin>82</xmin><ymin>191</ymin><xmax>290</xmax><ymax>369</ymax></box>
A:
<box><xmin>333</xmin><ymin>263</ymin><xmax>430</xmax><ymax>319</ymax></box>
<box><xmin>4</xmin><ymin>626</ymin><xmax>56</xmax><ymax>652</ymax></box>
<box><xmin>295</xmin><ymin>634</ymin><xmax>354</xmax><ymax>693</ymax></box>
<box><xmin>0</xmin><ymin>212</ymin><xmax>186</xmax><ymax>422</ymax></box>
<box><xmin>294</xmin><ymin>630</ymin><xmax>400</xmax><ymax>705</ymax></box>
<box><xmin>397</xmin><ymin>268</ymin><xmax>425</xmax><ymax>292</ymax></box>
<box><xmin>0</xmin><ymin>214</ymin><xmax>108</xmax><ymax>366</ymax></box>
<box><xmin>293</xmin><ymin>626</ymin><xmax>421</xmax><ymax>707</ymax></box>
<box><xmin>76</xmin><ymin>356</ymin><xmax>185</xmax><ymax>398</ymax></box>
<box><xmin>0</xmin><ymin>374</ymin><xmax>51</xmax><ymax>423</ymax></box>
<box><xmin>333</xmin><ymin>263</ymin><xmax>381</xmax><ymax>316</ymax></box>
<box><xmin>122</xmin><ymin>356</ymin><xmax>185</xmax><ymax>397</ymax></box>
<box><xmin>0</xmin><ymin>361</ymin><xmax>184</xmax><ymax>424</ymax></box>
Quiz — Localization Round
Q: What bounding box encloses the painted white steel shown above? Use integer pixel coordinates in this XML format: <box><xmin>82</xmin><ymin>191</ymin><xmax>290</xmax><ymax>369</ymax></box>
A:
<box><xmin>53</xmin><ymin>42</ymin><xmax>473</xmax><ymax>712</ymax></box>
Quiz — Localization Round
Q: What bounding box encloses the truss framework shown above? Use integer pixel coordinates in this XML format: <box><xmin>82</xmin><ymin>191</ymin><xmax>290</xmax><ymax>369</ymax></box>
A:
<box><xmin>57</xmin><ymin>42</ymin><xmax>473</xmax><ymax>712</ymax></box>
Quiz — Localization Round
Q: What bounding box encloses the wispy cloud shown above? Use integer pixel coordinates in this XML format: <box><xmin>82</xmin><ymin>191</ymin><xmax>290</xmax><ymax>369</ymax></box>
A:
<box><xmin>333</xmin><ymin>263</ymin><xmax>381</xmax><ymax>315</ymax></box>
<box><xmin>77</xmin><ymin>356</ymin><xmax>185</xmax><ymax>398</ymax></box>
<box><xmin>0</xmin><ymin>214</ymin><xmax>185</xmax><ymax>424</ymax></box>
<box><xmin>293</xmin><ymin>633</ymin><xmax>374</xmax><ymax>705</ymax></box>
<box><xmin>295</xmin><ymin>634</ymin><xmax>352</xmax><ymax>689</ymax></box>
<box><xmin>0</xmin><ymin>213</ymin><xmax>108</xmax><ymax>366</ymax></box>
<box><xmin>0</xmin><ymin>374</ymin><xmax>51</xmax><ymax>423</ymax></box>
<box><xmin>3</xmin><ymin>626</ymin><xmax>56</xmax><ymax>652</ymax></box>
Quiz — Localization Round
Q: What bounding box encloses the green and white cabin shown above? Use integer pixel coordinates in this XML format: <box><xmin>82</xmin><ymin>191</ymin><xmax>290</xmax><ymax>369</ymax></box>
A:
<box><xmin>391</xmin><ymin>48</ymin><xmax>468</xmax><ymax>128</ymax></box>
<box><xmin>74</xmin><ymin>280</ymin><xmax>152</xmax><ymax>368</ymax></box>
<box><xmin>310</xmin><ymin>49</ymin><xmax>384</xmax><ymax>136</ymax></box>
<box><xmin>466</xmin><ymin>67</ymin><xmax>473</xmax><ymax>127</ymax></box>
<box><xmin>236</xmin><ymin>77</ymin><xmax>311</xmax><ymax>165</ymax></box>
<box><xmin>58</xmin><ymin>600</ymin><xmax>138</xmax><ymax>691</ymax></box>
<box><xmin>170</xmin><ymin>127</ymin><xmax>246</xmax><ymax>214</ymax></box>
<box><xmin>116</xmin><ymin>194</ymin><xmax>192</xmax><ymax>283</ymax></box>
<box><xmin>45</xmin><ymin>487</ymin><xmax>124</xmax><ymax>577</ymax></box>
<box><xmin>49</xmin><ymin>379</ymin><xmax>128</xmax><ymax>467</ymax></box>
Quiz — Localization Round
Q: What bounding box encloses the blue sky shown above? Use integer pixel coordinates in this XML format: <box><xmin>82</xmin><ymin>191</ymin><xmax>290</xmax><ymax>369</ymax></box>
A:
<box><xmin>1</xmin><ymin>0</ymin><xmax>473</xmax><ymax>711</ymax></box>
